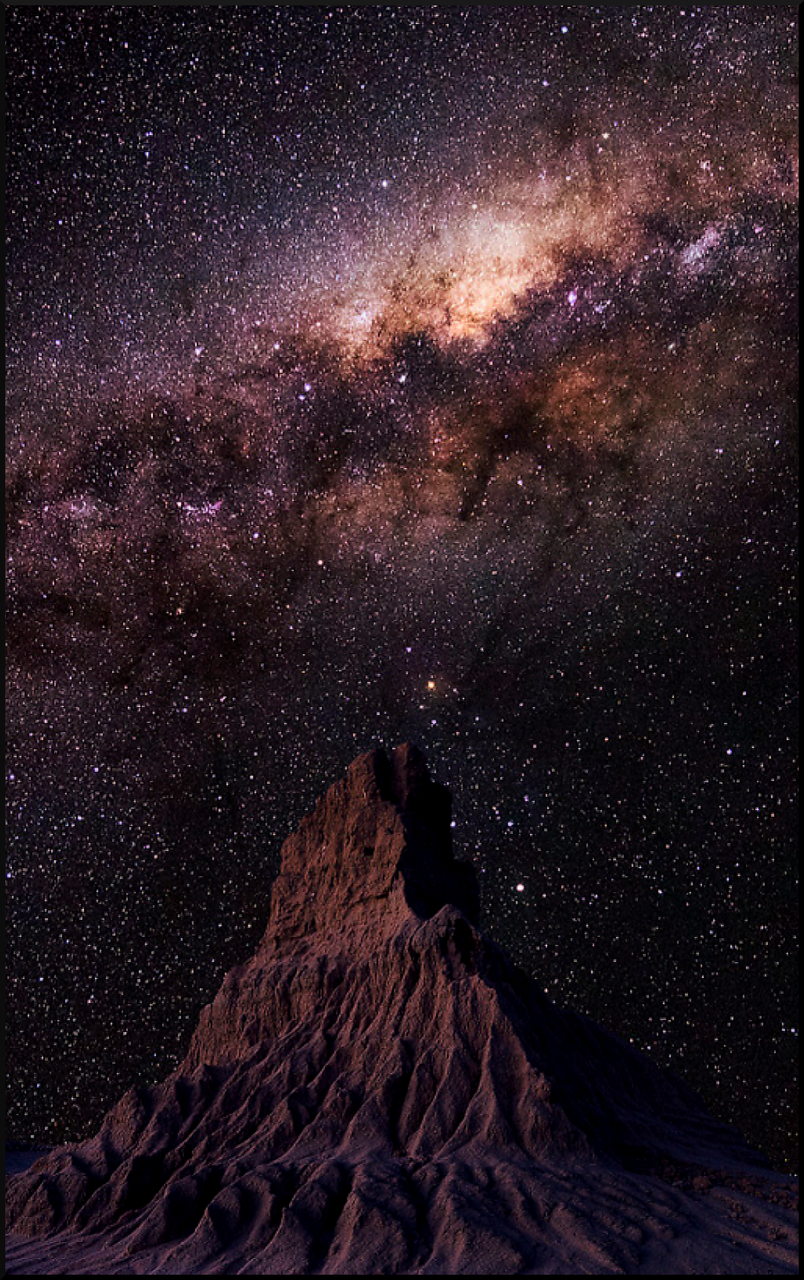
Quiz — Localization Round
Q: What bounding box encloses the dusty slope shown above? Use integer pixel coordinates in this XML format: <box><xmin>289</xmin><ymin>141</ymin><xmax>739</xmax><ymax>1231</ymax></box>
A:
<box><xmin>5</xmin><ymin>745</ymin><xmax>798</xmax><ymax>1274</ymax></box>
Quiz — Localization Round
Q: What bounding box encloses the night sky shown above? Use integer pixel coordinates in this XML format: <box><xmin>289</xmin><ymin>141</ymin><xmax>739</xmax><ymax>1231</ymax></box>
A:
<box><xmin>5</xmin><ymin>7</ymin><xmax>798</xmax><ymax>1172</ymax></box>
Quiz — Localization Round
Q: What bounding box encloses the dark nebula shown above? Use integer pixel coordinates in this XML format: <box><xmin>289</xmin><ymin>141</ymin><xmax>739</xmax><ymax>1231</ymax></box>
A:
<box><xmin>5</xmin><ymin>8</ymin><xmax>798</xmax><ymax>1170</ymax></box>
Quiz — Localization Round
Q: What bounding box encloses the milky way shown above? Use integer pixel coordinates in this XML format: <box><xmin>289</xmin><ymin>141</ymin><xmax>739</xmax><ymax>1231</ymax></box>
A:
<box><xmin>6</xmin><ymin>7</ymin><xmax>798</xmax><ymax>1169</ymax></box>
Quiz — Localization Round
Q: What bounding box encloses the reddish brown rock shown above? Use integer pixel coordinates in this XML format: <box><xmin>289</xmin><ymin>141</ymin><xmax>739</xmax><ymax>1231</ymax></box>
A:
<box><xmin>5</xmin><ymin>745</ymin><xmax>798</xmax><ymax>1275</ymax></box>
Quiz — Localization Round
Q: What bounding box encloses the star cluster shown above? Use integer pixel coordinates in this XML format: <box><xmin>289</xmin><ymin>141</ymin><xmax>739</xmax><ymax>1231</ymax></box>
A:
<box><xmin>6</xmin><ymin>7</ymin><xmax>798</xmax><ymax>1170</ymax></box>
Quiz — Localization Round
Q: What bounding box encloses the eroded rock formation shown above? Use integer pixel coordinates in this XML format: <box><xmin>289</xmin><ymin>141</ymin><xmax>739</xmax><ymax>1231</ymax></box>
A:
<box><xmin>6</xmin><ymin>745</ymin><xmax>796</xmax><ymax>1275</ymax></box>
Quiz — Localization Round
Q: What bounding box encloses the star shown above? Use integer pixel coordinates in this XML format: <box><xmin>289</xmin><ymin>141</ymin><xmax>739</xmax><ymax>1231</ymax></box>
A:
<box><xmin>4</xmin><ymin>5</ymin><xmax>797</xmax><ymax>1173</ymax></box>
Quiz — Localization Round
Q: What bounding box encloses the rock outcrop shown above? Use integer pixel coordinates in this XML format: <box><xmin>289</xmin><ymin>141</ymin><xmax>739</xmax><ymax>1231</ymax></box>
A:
<box><xmin>5</xmin><ymin>745</ymin><xmax>798</xmax><ymax>1275</ymax></box>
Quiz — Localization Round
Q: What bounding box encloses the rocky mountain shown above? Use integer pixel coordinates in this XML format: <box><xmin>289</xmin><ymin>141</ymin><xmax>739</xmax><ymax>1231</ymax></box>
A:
<box><xmin>5</xmin><ymin>745</ymin><xmax>798</xmax><ymax>1275</ymax></box>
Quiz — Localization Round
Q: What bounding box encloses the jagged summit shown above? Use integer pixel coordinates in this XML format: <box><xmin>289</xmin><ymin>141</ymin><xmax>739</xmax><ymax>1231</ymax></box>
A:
<box><xmin>6</xmin><ymin>747</ymin><xmax>797</xmax><ymax>1276</ymax></box>
<box><xmin>264</xmin><ymin>743</ymin><xmax>479</xmax><ymax>949</ymax></box>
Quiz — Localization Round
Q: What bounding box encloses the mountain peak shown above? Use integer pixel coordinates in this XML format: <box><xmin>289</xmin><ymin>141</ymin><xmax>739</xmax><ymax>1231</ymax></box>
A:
<box><xmin>264</xmin><ymin>744</ymin><xmax>479</xmax><ymax>950</ymax></box>
<box><xmin>7</xmin><ymin>746</ymin><xmax>796</xmax><ymax>1276</ymax></box>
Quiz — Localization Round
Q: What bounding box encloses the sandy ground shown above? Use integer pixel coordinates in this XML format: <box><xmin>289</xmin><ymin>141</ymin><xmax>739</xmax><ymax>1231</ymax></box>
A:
<box><xmin>6</xmin><ymin>1153</ymin><xmax>798</xmax><ymax>1275</ymax></box>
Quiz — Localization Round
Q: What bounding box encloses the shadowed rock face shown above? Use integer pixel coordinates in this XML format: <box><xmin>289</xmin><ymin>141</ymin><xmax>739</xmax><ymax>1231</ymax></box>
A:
<box><xmin>6</xmin><ymin>746</ymin><xmax>794</xmax><ymax>1276</ymax></box>
<box><xmin>260</xmin><ymin>744</ymin><xmax>479</xmax><ymax>953</ymax></box>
